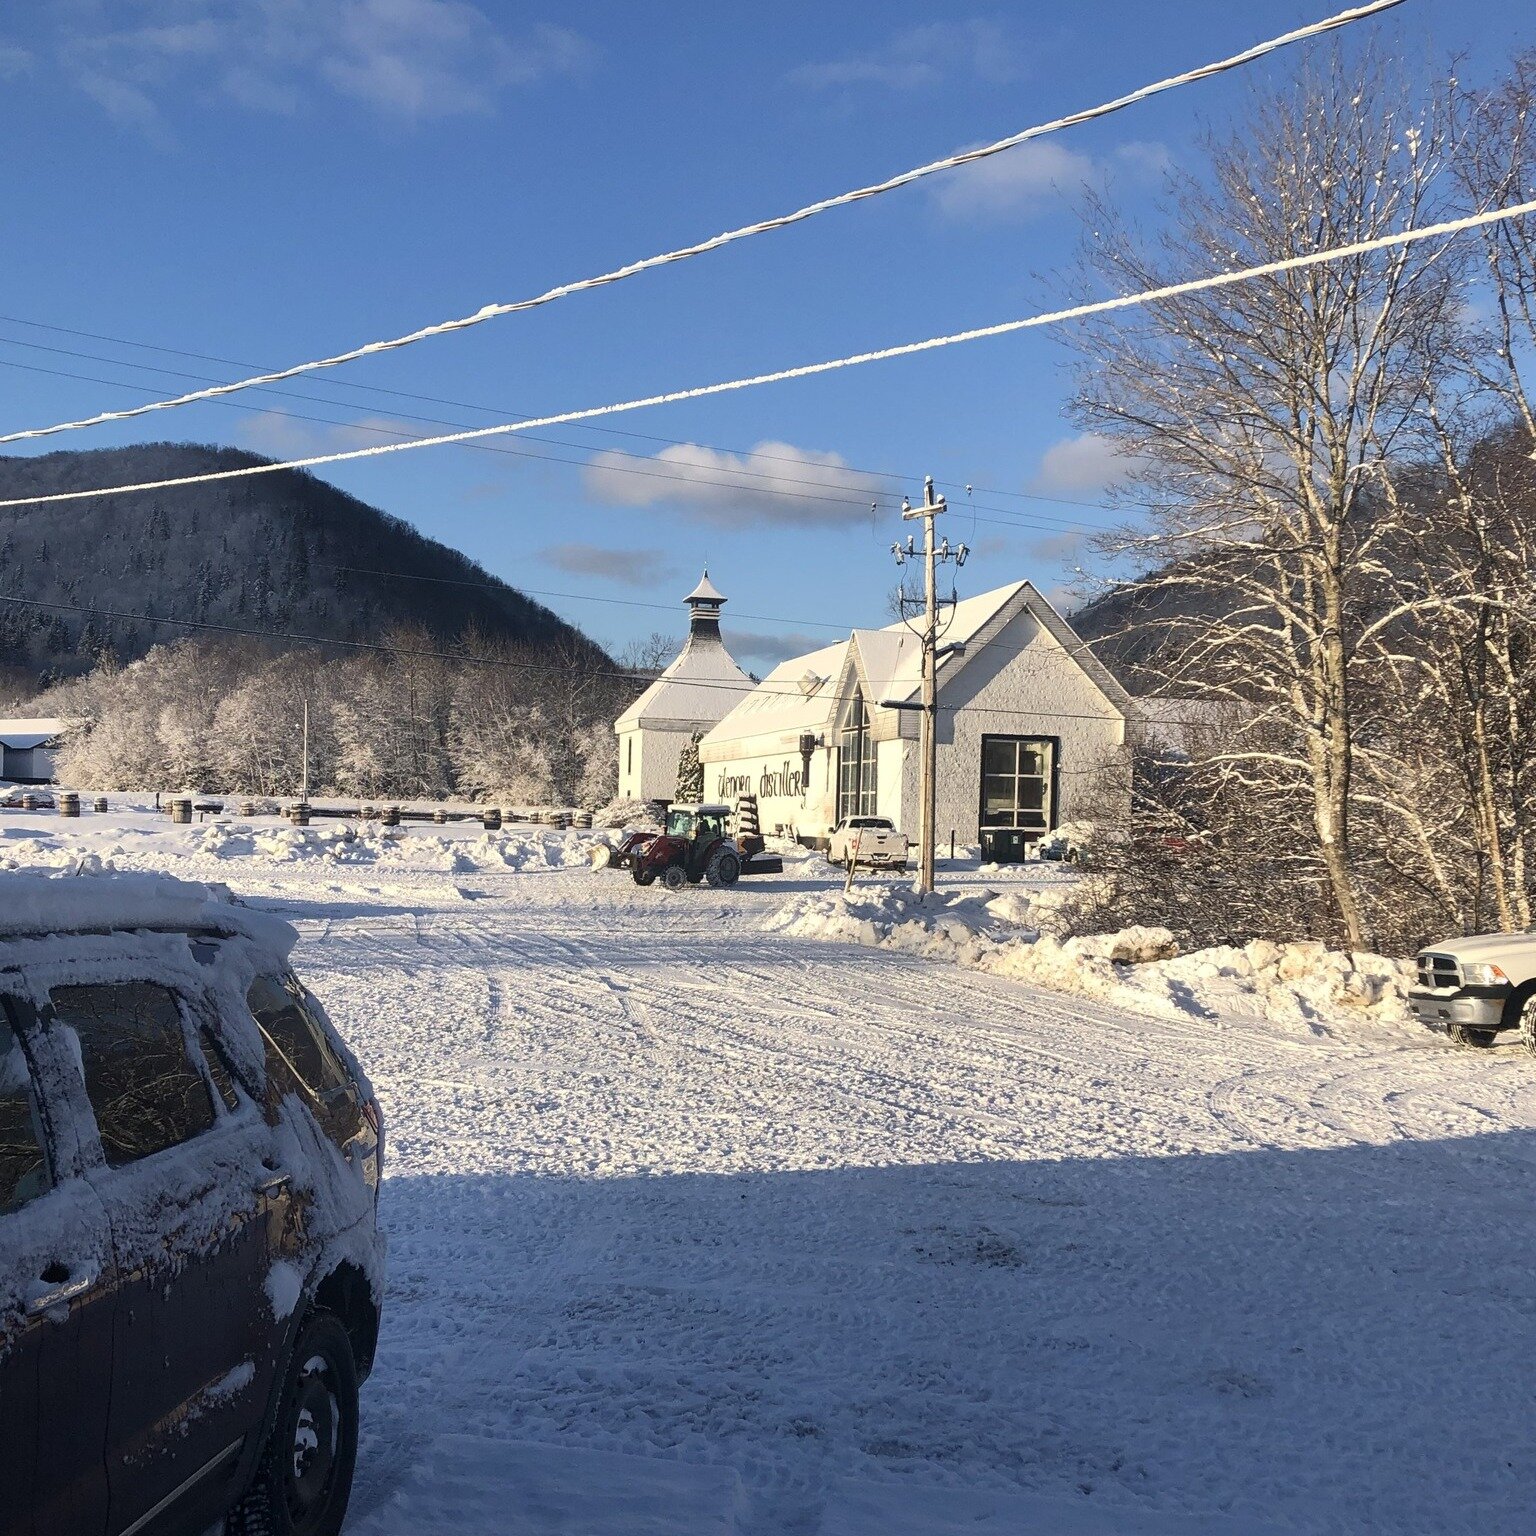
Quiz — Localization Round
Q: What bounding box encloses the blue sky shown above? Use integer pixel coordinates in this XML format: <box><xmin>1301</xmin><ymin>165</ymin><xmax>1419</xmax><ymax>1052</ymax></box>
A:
<box><xmin>1</xmin><ymin>0</ymin><xmax>1531</xmax><ymax>665</ymax></box>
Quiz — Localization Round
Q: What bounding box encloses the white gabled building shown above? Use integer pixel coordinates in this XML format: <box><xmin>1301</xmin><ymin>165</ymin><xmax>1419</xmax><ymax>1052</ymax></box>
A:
<box><xmin>0</xmin><ymin>718</ymin><xmax>65</xmax><ymax>785</ymax></box>
<box><xmin>696</xmin><ymin>581</ymin><xmax>1137</xmax><ymax>853</ymax></box>
<box><xmin>614</xmin><ymin>572</ymin><xmax>754</xmax><ymax>803</ymax></box>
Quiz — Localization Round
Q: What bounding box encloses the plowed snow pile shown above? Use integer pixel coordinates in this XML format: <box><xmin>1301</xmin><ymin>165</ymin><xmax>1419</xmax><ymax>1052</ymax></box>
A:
<box><xmin>767</xmin><ymin>885</ymin><xmax>1416</xmax><ymax>1040</ymax></box>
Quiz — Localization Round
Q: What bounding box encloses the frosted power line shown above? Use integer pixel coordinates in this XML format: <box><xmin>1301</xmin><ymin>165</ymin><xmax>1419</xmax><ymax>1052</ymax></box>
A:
<box><xmin>0</xmin><ymin>0</ymin><xmax>1406</xmax><ymax>449</ymax></box>
<box><xmin>0</xmin><ymin>350</ymin><xmax>1100</xmax><ymax>533</ymax></box>
<box><xmin>2</xmin><ymin>192</ymin><xmax>1530</xmax><ymax>513</ymax></box>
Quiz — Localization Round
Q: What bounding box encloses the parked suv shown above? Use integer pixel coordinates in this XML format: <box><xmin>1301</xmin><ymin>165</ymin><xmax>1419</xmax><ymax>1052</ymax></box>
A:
<box><xmin>1409</xmin><ymin>932</ymin><xmax>1536</xmax><ymax>1049</ymax></box>
<box><xmin>0</xmin><ymin>874</ymin><xmax>383</xmax><ymax>1536</ymax></box>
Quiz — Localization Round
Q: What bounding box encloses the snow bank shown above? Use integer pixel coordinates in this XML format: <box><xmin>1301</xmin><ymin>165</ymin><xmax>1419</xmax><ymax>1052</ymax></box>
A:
<box><xmin>186</xmin><ymin>822</ymin><xmax>596</xmax><ymax>874</ymax></box>
<box><xmin>766</xmin><ymin>885</ymin><xmax>1416</xmax><ymax>1038</ymax></box>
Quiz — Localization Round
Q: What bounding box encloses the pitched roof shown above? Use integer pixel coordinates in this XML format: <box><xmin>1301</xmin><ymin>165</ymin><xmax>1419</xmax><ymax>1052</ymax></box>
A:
<box><xmin>697</xmin><ymin>638</ymin><xmax>849</xmax><ymax>752</ymax></box>
<box><xmin>614</xmin><ymin>630</ymin><xmax>754</xmax><ymax>732</ymax></box>
<box><xmin>0</xmin><ymin>717</ymin><xmax>65</xmax><ymax>749</ymax></box>
<box><xmin>684</xmin><ymin>570</ymin><xmax>726</xmax><ymax>605</ymax></box>
<box><xmin>699</xmin><ymin>580</ymin><xmax>1135</xmax><ymax>750</ymax></box>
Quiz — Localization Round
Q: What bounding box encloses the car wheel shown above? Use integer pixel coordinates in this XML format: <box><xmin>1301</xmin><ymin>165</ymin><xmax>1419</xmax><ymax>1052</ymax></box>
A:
<box><xmin>1447</xmin><ymin>1023</ymin><xmax>1498</xmax><ymax>1049</ymax></box>
<box><xmin>228</xmin><ymin>1312</ymin><xmax>359</xmax><ymax>1536</ymax></box>
<box><xmin>662</xmin><ymin>864</ymin><xmax>688</xmax><ymax>891</ymax></box>
<box><xmin>1519</xmin><ymin>995</ymin><xmax>1536</xmax><ymax>1056</ymax></box>
<box><xmin>632</xmin><ymin>865</ymin><xmax>655</xmax><ymax>886</ymax></box>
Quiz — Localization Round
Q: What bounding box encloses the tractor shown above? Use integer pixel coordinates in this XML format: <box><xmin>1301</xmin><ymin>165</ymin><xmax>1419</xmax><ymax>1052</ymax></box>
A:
<box><xmin>630</xmin><ymin>803</ymin><xmax>781</xmax><ymax>889</ymax></box>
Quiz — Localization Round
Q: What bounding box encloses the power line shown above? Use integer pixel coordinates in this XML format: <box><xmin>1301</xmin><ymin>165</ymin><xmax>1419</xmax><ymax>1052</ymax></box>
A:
<box><xmin>2</xmin><ymin>193</ymin><xmax>1528</xmax><ymax>513</ymax></box>
<box><xmin>0</xmin><ymin>346</ymin><xmax>1099</xmax><ymax>534</ymax></box>
<box><xmin>0</xmin><ymin>1</ymin><xmax>1406</xmax><ymax>449</ymax></box>
<box><xmin>0</xmin><ymin>318</ymin><xmax>1125</xmax><ymax>519</ymax></box>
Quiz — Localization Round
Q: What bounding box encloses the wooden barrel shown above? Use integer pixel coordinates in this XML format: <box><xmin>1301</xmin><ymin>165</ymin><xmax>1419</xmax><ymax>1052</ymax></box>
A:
<box><xmin>432</xmin><ymin>808</ymin><xmax>447</xmax><ymax>825</ymax></box>
<box><xmin>93</xmin><ymin>796</ymin><xmax>109</xmax><ymax>813</ymax></box>
<box><xmin>290</xmin><ymin>804</ymin><xmax>311</xmax><ymax>826</ymax></box>
<box><xmin>382</xmin><ymin>805</ymin><xmax>400</xmax><ymax>827</ymax></box>
<box><xmin>171</xmin><ymin>797</ymin><xmax>193</xmax><ymax>824</ymax></box>
<box><xmin>482</xmin><ymin>808</ymin><xmax>502</xmax><ymax>831</ymax></box>
<box><xmin>59</xmin><ymin>792</ymin><xmax>80</xmax><ymax>818</ymax></box>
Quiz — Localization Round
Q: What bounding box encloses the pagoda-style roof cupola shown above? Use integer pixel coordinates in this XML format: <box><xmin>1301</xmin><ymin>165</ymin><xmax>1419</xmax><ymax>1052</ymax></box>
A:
<box><xmin>684</xmin><ymin>569</ymin><xmax>727</xmax><ymax>639</ymax></box>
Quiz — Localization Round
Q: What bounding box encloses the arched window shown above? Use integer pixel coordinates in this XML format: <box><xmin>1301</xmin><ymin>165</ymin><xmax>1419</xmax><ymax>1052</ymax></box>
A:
<box><xmin>837</xmin><ymin>688</ymin><xmax>877</xmax><ymax>819</ymax></box>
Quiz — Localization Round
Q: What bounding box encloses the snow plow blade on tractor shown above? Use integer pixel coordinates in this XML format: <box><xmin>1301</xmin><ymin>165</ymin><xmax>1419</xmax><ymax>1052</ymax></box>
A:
<box><xmin>608</xmin><ymin>803</ymin><xmax>782</xmax><ymax>889</ymax></box>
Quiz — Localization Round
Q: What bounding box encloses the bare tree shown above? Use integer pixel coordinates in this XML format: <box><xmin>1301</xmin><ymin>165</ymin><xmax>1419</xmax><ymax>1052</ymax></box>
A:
<box><xmin>1067</xmin><ymin>52</ymin><xmax>1467</xmax><ymax>948</ymax></box>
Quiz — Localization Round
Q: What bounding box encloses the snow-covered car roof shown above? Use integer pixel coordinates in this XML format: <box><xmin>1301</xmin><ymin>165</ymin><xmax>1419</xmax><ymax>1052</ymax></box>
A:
<box><xmin>0</xmin><ymin>872</ymin><xmax>296</xmax><ymax>955</ymax></box>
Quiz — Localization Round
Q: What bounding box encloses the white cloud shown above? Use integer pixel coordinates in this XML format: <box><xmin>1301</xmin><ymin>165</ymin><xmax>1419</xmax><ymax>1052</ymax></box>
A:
<box><xmin>728</xmin><ymin>629</ymin><xmax>830</xmax><ymax>666</ymax></box>
<box><xmin>932</xmin><ymin>140</ymin><xmax>1096</xmax><ymax>221</ymax></box>
<box><xmin>538</xmin><ymin>543</ymin><xmax>674</xmax><ymax>587</ymax></box>
<box><xmin>234</xmin><ymin>409</ymin><xmax>418</xmax><ymax>459</ymax></box>
<box><xmin>933</xmin><ymin>136</ymin><xmax>1172</xmax><ymax>222</ymax></box>
<box><xmin>52</xmin><ymin>1</ymin><xmax>593</xmax><ymax>130</ymax></box>
<box><xmin>1029</xmin><ymin>432</ymin><xmax>1135</xmax><ymax>496</ymax></box>
<box><xmin>790</xmin><ymin>20</ymin><xmax>1019</xmax><ymax>90</ymax></box>
<box><xmin>583</xmin><ymin>441</ymin><xmax>893</xmax><ymax>528</ymax></box>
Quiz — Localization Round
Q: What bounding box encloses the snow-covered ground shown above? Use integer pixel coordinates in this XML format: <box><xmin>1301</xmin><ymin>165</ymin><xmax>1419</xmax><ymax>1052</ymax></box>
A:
<box><xmin>6</xmin><ymin>801</ymin><xmax>1536</xmax><ymax>1535</ymax></box>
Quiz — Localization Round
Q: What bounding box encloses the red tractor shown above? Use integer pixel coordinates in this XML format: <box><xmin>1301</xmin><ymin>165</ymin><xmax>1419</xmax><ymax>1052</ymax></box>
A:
<box><xmin>629</xmin><ymin>803</ymin><xmax>781</xmax><ymax>889</ymax></box>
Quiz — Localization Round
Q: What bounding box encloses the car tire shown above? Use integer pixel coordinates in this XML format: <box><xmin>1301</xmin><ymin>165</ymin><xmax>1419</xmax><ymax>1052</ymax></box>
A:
<box><xmin>1447</xmin><ymin>1023</ymin><xmax>1498</xmax><ymax>1049</ymax></box>
<box><xmin>662</xmin><ymin>864</ymin><xmax>688</xmax><ymax>891</ymax></box>
<box><xmin>1519</xmin><ymin>995</ymin><xmax>1536</xmax><ymax>1056</ymax></box>
<box><xmin>705</xmin><ymin>849</ymin><xmax>741</xmax><ymax>887</ymax></box>
<box><xmin>227</xmin><ymin>1312</ymin><xmax>359</xmax><ymax>1536</ymax></box>
<box><xmin>632</xmin><ymin>865</ymin><xmax>655</xmax><ymax>886</ymax></box>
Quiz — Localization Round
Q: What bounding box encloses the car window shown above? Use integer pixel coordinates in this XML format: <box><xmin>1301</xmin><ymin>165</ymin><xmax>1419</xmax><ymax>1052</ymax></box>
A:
<box><xmin>0</xmin><ymin>1011</ymin><xmax>49</xmax><ymax>1214</ymax></box>
<box><xmin>247</xmin><ymin>975</ymin><xmax>349</xmax><ymax>1099</ymax></box>
<box><xmin>198</xmin><ymin>1031</ymin><xmax>241</xmax><ymax>1113</ymax></box>
<box><xmin>50</xmin><ymin>982</ymin><xmax>216</xmax><ymax>1168</ymax></box>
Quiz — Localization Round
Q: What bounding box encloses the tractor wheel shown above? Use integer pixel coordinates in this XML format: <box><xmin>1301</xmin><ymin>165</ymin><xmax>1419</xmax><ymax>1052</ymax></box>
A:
<box><xmin>705</xmin><ymin>848</ymin><xmax>741</xmax><ymax>888</ymax></box>
<box><xmin>662</xmin><ymin>864</ymin><xmax>688</xmax><ymax>891</ymax></box>
<box><xmin>632</xmin><ymin>864</ymin><xmax>655</xmax><ymax>886</ymax></box>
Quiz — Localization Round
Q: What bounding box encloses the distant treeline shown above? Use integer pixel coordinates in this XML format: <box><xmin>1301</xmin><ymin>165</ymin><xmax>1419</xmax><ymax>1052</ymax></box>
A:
<box><xmin>31</xmin><ymin>631</ymin><xmax>640</xmax><ymax>807</ymax></box>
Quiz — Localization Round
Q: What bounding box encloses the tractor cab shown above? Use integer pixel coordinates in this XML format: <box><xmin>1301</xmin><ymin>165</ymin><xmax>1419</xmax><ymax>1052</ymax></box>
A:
<box><xmin>666</xmin><ymin>803</ymin><xmax>729</xmax><ymax>846</ymax></box>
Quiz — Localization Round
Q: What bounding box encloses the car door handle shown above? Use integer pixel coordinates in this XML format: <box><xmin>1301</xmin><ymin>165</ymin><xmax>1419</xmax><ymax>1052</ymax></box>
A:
<box><xmin>257</xmin><ymin>1168</ymin><xmax>293</xmax><ymax>1194</ymax></box>
<box><xmin>27</xmin><ymin>1274</ymin><xmax>93</xmax><ymax>1315</ymax></box>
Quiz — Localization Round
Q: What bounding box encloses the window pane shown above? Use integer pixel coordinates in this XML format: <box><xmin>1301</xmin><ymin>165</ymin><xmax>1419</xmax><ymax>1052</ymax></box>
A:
<box><xmin>247</xmin><ymin>976</ymin><xmax>348</xmax><ymax>1099</ymax></box>
<box><xmin>982</xmin><ymin>739</ymin><xmax>1017</xmax><ymax>775</ymax></box>
<box><xmin>0</xmin><ymin>1014</ymin><xmax>49</xmax><ymax>1214</ymax></box>
<box><xmin>982</xmin><ymin>775</ymin><xmax>1017</xmax><ymax>813</ymax></box>
<box><xmin>51</xmin><ymin>983</ymin><xmax>215</xmax><ymax>1168</ymax></box>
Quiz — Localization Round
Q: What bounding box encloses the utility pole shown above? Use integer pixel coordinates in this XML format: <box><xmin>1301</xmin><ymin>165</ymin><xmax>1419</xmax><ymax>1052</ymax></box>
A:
<box><xmin>892</xmin><ymin>477</ymin><xmax>967</xmax><ymax>895</ymax></box>
<box><xmin>301</xmin><ymin>697</ymin><xmax>310</xmax><ymax>809</ymax></box>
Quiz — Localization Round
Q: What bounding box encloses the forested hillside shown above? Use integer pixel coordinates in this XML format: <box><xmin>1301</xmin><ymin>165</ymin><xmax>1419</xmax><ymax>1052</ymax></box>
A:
<box><xmin>0</xmin><ymin>442</ymin><xmax>605</xmax><ymax>693</ymax></box>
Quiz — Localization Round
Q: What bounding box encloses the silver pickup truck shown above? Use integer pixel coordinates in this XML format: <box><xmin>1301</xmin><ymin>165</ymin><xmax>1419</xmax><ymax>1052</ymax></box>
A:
<box><xmin>827</xmin><ymin>816</ymin><xmax>908</xmax><ymax>872</ymax></box>
<box><xmin>1409</xmin><ymin>933</ymin><xmax>1536</xmax><ymax>1049</ymax></box>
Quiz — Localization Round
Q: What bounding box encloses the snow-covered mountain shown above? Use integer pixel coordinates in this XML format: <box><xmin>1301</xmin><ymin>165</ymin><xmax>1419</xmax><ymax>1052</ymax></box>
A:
<box><xmin>0</xmin><ymin>443</ymin><xmax>606</xmax><ymax>691</ymax></box>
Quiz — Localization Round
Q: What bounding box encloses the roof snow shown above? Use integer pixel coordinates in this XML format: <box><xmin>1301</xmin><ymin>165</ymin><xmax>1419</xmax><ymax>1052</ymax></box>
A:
<box><xmin>684</xmin><ymin>570</ymin><xmax>726</xmax><ymax>605</ymax></box>
<box><xmin>0</xmin><ymin>717</ymin><xmax>66</xmax><ymax>749</ymax></box>
<box><xmin>0</xmin><ymin>871</ymin><xmax>296</xmax><ymax>953</ymax></box>
<box><xmin>700</xmin><ymin>581</ymin><xmax>1135</xmax><ymax>753</ymax></box>
<box><xmin>614</xmin><ymin>628</ymin><xmax>754</xmax><ymax>732</ymax></box>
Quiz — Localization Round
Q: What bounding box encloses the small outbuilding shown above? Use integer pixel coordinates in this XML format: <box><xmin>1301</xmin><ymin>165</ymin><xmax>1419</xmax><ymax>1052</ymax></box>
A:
<box><xmin>696</xmin><ymin>581</ymin><xmax>1137</xmax><ymax>853</ymax></box>
<box><xmin>614</xmin><ymin>573</ymin><xmax>754</xmax><ymax>803</ymax></box>
<box><xmin>0</xmin><ymin>718</ymin><xmax>65</xmax><ymax>784</ymax></box>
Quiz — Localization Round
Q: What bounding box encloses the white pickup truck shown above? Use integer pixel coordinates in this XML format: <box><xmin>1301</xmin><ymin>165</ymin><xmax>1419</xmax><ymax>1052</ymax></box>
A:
<box><xmin>1409</xmin><ymin>933</ymin><xmax>1536</xmax><ymax>1049</ymax></box>
<box><xmin>827</xmin><ymin>816</ymin><xmax>908</xmax><ymax>872</ymax></box>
